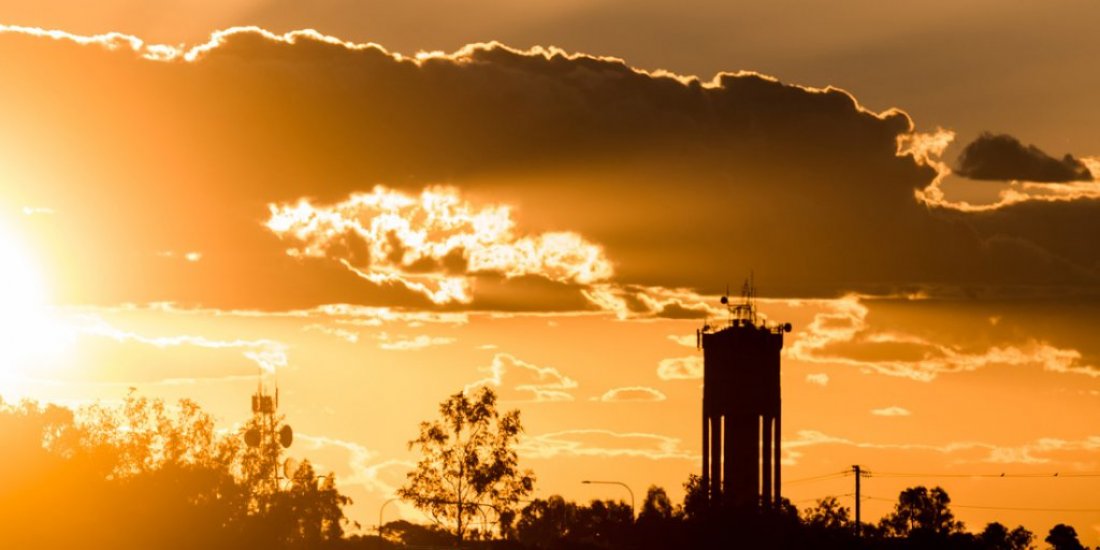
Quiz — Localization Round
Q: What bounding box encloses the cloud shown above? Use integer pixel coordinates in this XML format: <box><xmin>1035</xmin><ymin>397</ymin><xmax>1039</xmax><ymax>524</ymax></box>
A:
<box><xmin>955</xmin><ymin>132</ymin><xmax>1094</xmax><ymax>183</ymax></box>
<box><xmin>294</xmin><ymin>433</ymin><xmax>426</xmax><ymax>522</ymax></box>
<box><xmin>805</xmin><ymin>373</ymin><xmax>829</xmax><ymax>386</ymax></box>
<box><xmin>518</xmin><ymin>429</ymin><xmax>696</xmax><ymax>461</ymax></box>
<box><xmin>786</xmin><ymin>296</ymin><xmax>1100</xmax><ymax>382</ymax></box>
<box><xmin>295</xmin><ymin>433</ymin><xmax>412</xmax><ymax>495</ymax></box>
<box><xmin>266</xmin><ymin>186</ymin><xmax>613</xmax><ymax>305</ymax></box>
<box><xmin>2</xmin><ymin>25</ymin><xmax>1098</xmax><ymax>310</ymax></box>
<box><xmin>656</xmin><ymin>355</ymin><xmax>702</xmax><ymax>380</ymax></box>
<box><xmin>466</xmin><ymin>353</ymin><xmax>578</xmax><ymax>402</ymax></box>
<box><xmin>667</xmin><ymin>334</ymin><xmax>697</xmax><ymax>348</ymax></box>
<box><xmin>582</xmin><ymin>284</ymin><xmax>720</xmax><ymax>320</ymax></box>
<box><xmin>78</xmin><ymin>315</ymin><xmax>289</xmax><ymax>373</ymax></box>
<box><xmin>871</xmin><ymin>406</ymin><xmax>911</xmax><ymax>417</ymax></box>
<box><xmin>593</xmin><ymin>386</ymin><xmax>667</xmax><ymax>403</ymax></box>
<box><xmin>784</xmin><ymin>429</ymin><xmax>1100</xmax><ymax>466</ymax></box>
<box><xmin>301</xmin><ymin>323</ymin><xmax>360</xmax><ymax>343</ymax></box>
<box><xmin>376</xmin><ymin>333</ymin><xmax>456</xmax><ymax>351</ymax></box>
<box><xmin>22</xmin><ymin>206</ymin><xmax>55</xmax><ymax>216</ymax></box>
<box><xmin>155</xmin><ymin>250</ymin><xmax>203</xmax><ymax>263</ymax></box>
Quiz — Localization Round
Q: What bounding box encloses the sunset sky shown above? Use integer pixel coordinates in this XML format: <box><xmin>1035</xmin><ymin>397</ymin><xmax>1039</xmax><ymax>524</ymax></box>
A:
<box><xmin>1</xmin><ymin>0</ymin><xmax>1099</xmax><ymax>542</ymax></box>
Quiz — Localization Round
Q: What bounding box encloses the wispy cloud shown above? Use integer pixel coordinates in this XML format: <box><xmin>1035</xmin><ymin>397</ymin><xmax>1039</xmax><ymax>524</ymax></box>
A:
<box><xmin>519</xmin><ymin>429</ymin><xmax>696</xmax><ymax>461</ymax></box>
<box><xmin>294</xmin><ymin>433</ymin><xmax>423</xmax><ymax>521</ymax></box>
<box><xmin>295</xmin><ymin>433</ymin><xmax>410</xmax><ymax>494</ymax></box>
<box><xmin>78</xmin><ymin>316</ymin><xmax>288</xmax><ymax>372</ymax></box>
<box><xmin>786</xmin><ymin>295</ymin><xmax>1099</xmax><ymax>381</ymax></box>
<box><xmin>667</xmin><ymin>334</ymin><xmax>697</xmax><ymax>348</ymax></box>
<box><xmin>302</xmin><ymin>323</ymin><xmax>360</xmax><ymax>343</ymax></box>
<box><xmin>466</xmin><ymin>353</ymin><xmax>577</xmax><ymax>402</ymax></box>
<box><xmin>871</xmin><ymin>406</ymin><xmax>911</xmax><ymax>417</ymax></box>
<box><xmin>376</xmin><ymin>333</ymin><xmax>456</xmax><ymax>351</ymax></box>
<box><xmin>21</xmin><ymin>206</ymin><xmax>55</xmax><ymax>216</ymax></box>
<box><xmin>784</xmin><ymin>429</ymin><xmax>1100</xmax><ymax>466</ymax></box>
<box><xmin>582</xmin><ymin>284</ymin><xmax>720</xmax><ymax>320</ymax></box>
<box><xmin>805</xmin><ymin>373</ymin><xmax>830</xmax><ymax>386</ymax></box>
<box><xmin>593</xmin><ymin>386</ymin><xmax>667</xmax><ymax>403</ymax></box>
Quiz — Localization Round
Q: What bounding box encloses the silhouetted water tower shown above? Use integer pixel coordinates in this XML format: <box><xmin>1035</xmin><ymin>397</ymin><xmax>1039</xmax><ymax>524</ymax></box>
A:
<box><xmin>698</xmin><ymin>280</ymin><xmax>790</xmax><ymax>508</ymax></box>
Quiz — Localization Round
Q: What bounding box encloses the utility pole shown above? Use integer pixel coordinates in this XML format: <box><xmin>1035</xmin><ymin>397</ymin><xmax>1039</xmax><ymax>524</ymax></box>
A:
<box><xmin>852</xmin><ymin>465</ymin><xmax>862</xmax><ymax>537</ymax></box>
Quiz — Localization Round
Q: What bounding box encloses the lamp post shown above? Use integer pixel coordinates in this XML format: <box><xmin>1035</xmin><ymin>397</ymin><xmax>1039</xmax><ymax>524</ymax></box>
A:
<box><xmin>581</xmin><ymin>480</ymin><xmax>635</xmax><ymax>520</ymax></box>
<box><xmin>378</xmin><ymin>497</ymin><xmax>399</xmax><ymax>537</ymax></box>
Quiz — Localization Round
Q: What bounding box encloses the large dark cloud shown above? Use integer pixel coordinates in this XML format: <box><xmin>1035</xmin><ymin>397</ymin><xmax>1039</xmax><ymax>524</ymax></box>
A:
<box><xmin>955</xmin><ymin>132</ymin><xmax>1094</xmax><ymax>182</ymax></box>
<box><xmin>0</xmin><ymin>27</ymin><xmax>1097</xmax><ymax>311</ymax></box>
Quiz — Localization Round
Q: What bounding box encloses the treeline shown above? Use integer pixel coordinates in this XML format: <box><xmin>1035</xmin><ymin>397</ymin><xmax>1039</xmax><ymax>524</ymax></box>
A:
<box><xmin>0</xmin><ymin>392</ymin><xmax>348</xmax><ymax>549</ymax></box>
<box><xmin>372</xmin><ymin>482</ymin><xmax>1089</xmax><ymax>550</ymax></box>
<box><xmin>2</xmin><ymin>392</ymin><xmax>1094</xmax><ymax>550</ymax></box>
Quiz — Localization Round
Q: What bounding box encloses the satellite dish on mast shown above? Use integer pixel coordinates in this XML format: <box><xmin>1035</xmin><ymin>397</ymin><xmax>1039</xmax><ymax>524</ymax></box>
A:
<box><xmin>283</xmin><ymin>457</ymin><xmax>299</xmax><ymax>478</ymax></box>
<box><xmin>279</xmin><ymin>424</ymin><xmax>294</xmax><ymax>448</ymax></box>
<box><xmin>244</xmin><ymin>428</ymin><xmax>261</xmax><ymax>448</ymax></box>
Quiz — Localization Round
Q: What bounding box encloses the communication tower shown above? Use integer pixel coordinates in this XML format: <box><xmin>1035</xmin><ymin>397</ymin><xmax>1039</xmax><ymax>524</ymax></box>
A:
<box><xmin>244</xmin><ymin>380</ymin><xmax>294</xmax><ymax>494</ymax></box>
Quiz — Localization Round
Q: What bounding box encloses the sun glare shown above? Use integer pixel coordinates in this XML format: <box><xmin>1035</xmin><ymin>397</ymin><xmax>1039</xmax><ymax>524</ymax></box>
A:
<box><xmin>0</xmin><ymin>218</ymin><xmax>72</xmax><ymax>387</ymax></box>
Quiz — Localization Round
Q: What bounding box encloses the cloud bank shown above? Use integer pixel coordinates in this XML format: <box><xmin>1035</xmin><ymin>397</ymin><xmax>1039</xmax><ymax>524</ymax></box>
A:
<box><xmin>1</xmin><ymin>25</ymin><xmax>1098</xmax><ymax>311</ymax></box>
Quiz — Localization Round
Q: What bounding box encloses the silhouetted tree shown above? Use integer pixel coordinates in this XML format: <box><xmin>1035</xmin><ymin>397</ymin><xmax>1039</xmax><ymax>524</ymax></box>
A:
<box><xmin>398</xmin><ymin>387</ymin><xmax>535</xmax><ymax>543</ymax></box>
<box><xmin>679</xmin><ymin>474</ymin><xmax>707</xmax><ymax>521</ymax></box>
<box><xmin>571</xmin><ymin>499</ymin><xmax>634</xmax><ymax>548</ymax></box>
<box><xmin>516</xmin><ymin>495</ymin><xmax>577</xmax><ymax>548</ymax></box>
<box><xmin>638</xmin><ymin>485</ymin><xmax>674</xmax><ymax>522</ymax></box>
<box><xmin>0</xmin><ymin>391</ymin><xmax>352</xmax><ymax>549</ymax></box>
<box><xmin>804</xmin><ymin>496</ymin><xmax>852</xmax><ymax>531</ymax></box>
<box><xmin>379</xmin><ymin>519</ymin><xmax>453</xmax><ymax>547</ymax></box>
<box><xmin>635</xmin><ymin>485</ymin><xmax>680</xmax><ymax>549</ymax></box>
<box><xmin>880</xmin><ymin>486</ymin><xmax>964</xmax><ymax>538</ymax></box>
<box><xmin>1045</xmin><ymin>524</ymin><xmax>1086</xmax><ymax>550</ymax></box>
<box><xmin>979</xmin><ymin>522</ymin><xmax>1034</xmax><ymax>550</ymax></box>
<box><xmin>261</xmin><ymin>460</ymin><xmax>351</xmax><ymax>546</ymax></box>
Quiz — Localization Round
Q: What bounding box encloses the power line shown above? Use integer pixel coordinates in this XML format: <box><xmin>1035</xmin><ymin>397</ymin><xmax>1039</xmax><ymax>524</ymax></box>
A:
<box><xmin>793</xmin><ymin>492</ymin><xmax>853</xmax><ymax>504</ymax></box>
<box><xmin>862</xmin><ymin>496</ymin><xmax>1100</xmax><ymax>513</ymax></box>
<box><xmin>868</xmin><ymin>471</ymin><xmax>1100</xmax><ymax>479</ymax></box>
<box><xmin>784</xmin><ymin>471</ymin><xmax>851</xmax><ymax>486</ymax></box>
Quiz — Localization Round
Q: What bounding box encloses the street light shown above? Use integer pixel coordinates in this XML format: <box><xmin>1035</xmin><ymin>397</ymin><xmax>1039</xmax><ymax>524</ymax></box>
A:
<box><xmin>581</xmin><ymin>480</ymin><xmax>635</xmax><ymax>520</ymax></box>
<box><xmin>378</xmin><ymin>497</ymin><xmax>400</xmax><ymax>537</ymax></box>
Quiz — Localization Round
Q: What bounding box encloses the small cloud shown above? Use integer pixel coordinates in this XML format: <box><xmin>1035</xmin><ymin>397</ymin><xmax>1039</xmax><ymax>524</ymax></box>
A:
<box><xmin>805</xmin><ymin>373</ymin><xmax>829</xmax><ymax>386</ymax></box>
<box><xmin>594</xmin><ymin>386</ymin><xmax>667</xmax><ymax>403</ymax></box>
<box><xmin>155</xmin><ymin>250</ymin><xmax>203</xmax><ymax>262</ymax></box>
<box><xmin>667</xmin><ymin>334</ymin><xmax>696</xmax><ymax>348</ymax></box>
<box><xmin>657</xmin><ymin>355</ymin><xmax>702</xmax><ymax>380</ymax></box>
<box><xmin>22</xmin><ymin>206</ymin><xmax>54</xmax><ymax>216</ymax></box>
<box><xmin>871</xmin><ymin>406</ymin><xmax>911</xmax><ymax>417</ymax></box>
<box><xmin>302</xmin><ymin>323</ymin><xmax>360</xmax><ymax>343</ymax></box>
<box><xmin>376</xmin><ymin>333</ymin><xmax>456</xmax><ymax>351</ymax></box>
<box><xmin>477</xmin><ymin>344</ymin><xmax>499</xmax><ymax>350</ymax></box>
<box><xmin>955</xmin><ymin>132</ymin><xmax>1094</xmax><ymax>182</ymax></box>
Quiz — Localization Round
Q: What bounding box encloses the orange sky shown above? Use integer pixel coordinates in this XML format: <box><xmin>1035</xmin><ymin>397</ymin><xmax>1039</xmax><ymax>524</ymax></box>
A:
<box><xmin>1</xmin><ymin>1</ymin><xmax>1099</xmax><ymax>543</ymax></box>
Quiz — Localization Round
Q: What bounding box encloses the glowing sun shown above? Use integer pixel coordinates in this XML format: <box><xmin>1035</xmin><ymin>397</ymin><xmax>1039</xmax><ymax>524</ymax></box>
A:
<box><xmin>0</xmin><ymin>218</ymin><xmax>72</xmax><ymax>375</ymax></box>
